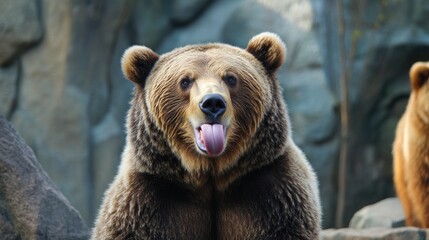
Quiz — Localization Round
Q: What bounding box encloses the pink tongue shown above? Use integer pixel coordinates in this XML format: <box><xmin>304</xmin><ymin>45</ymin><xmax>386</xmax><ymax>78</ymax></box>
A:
<box><xmin>200</xmin><ymin>124</ymin><xmax>225</xmax><ymax>156</ymax></box>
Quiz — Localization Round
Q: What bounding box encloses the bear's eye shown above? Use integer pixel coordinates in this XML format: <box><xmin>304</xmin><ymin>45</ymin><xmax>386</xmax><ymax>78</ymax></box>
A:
<box><xmin>224</xmin><ymin>74</ymin><xmax>237</xmax><ymax>88</ymax></box>
<box><xmin>180</xmin><ymin>77</ymin><xmax>192</xmax><ymax>90</ymax></box>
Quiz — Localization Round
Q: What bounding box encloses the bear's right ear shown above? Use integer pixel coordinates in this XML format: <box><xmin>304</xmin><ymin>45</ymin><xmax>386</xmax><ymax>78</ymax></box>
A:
<box><xmin>410</xmin><ymin>62</ymin><xmax>429</xmax><ymax>90</ymax></box>
<box><xmin>121</xmin><ymin>46</ymin><xmax>159</xmax><ymax>84</ymax></box>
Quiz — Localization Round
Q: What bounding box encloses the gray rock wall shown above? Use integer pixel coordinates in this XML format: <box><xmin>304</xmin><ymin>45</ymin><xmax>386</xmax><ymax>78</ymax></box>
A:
<box><xmin>0</xmin><ymin>0</ymin><xmax>427</xmax><ymax>229</ymax></box>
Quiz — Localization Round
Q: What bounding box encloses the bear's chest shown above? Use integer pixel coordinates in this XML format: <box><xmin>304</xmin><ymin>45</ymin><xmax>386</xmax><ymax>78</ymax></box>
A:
<box><xmin>140</xmin><ymin>163</ymin><xmax>312</xmax><ymax>240</ymax></box>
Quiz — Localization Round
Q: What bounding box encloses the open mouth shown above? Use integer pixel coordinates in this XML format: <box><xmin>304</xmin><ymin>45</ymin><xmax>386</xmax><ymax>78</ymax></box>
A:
<box><xmin>194</xmin><ymin>123</ymin><xmax>226</xmax><ymax>157</ymax></box>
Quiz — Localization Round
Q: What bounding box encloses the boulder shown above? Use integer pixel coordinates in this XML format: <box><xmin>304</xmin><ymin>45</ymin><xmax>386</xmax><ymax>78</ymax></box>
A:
<box><xmin>349</xmin><ymin>198</ymin><xmax>405</xmax><ymax>229</ymax></box>
<box><xmin>0</xmin><ymin>115</ymin><xmax>89</xmax><ymax>239</ymax></box>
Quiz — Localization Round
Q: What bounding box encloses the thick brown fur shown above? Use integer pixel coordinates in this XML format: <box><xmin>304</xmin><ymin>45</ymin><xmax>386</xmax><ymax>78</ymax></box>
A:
<box><xmin>394</xmin><ymin>61</ymin><xmax>429</xmax><ymax>227</ymax></box>
<box><xmin>92</xmin><ymin>32</ymin><xmax>321</xmax><ymax>239</ymax></box>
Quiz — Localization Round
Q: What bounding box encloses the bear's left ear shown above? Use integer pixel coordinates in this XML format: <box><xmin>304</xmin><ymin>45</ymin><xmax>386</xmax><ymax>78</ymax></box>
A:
<box><xmin>410</xmin><ymin>62</ymin><xmax>429</xmax><ymax>90</ymax></box>
<box><xmin>246</xmin><ymin>32</ymin><xmax>286</xmax><ymax>74</ymax></box>
<box><xmin>121</xmin><ymin>46</ymin><xmax>159</xmax><ymax>85</ymax></box>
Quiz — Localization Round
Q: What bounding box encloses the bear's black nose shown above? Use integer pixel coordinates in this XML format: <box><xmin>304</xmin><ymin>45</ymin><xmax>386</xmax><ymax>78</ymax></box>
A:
<box><xmin>199</xmin><ymin>94</ymin><xmax>226</xmax><ymax>121</ymax></box>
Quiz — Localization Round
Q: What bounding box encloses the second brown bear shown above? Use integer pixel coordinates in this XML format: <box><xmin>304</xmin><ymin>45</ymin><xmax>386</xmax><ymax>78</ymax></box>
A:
<box><xmin>394</xmin><ymin>61</ymin><xmax>429</xmax><ymax>227</ymax></box>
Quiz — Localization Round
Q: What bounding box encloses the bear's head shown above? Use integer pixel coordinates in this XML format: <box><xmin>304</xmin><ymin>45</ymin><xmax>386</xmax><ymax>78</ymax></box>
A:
<box><xmin>121</xmin><ymin>32</ymin><xmax>288</xmax><ymax>182</ymax></box>
<box><xmin>410</xmin><ymin>62</ymin><xmax>429</xmax><ymax>122</ymax></box>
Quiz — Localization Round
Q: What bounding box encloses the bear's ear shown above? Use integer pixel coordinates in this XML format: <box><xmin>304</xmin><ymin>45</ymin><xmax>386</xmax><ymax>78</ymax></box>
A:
<box><xmin>121</xmin><ymin>46</ymin><xmax>159</xmax><ymax>84</ymax></box>
<box><xmin>246</xmin><ymin>32</ymin><xmax>286</xmax><ymax>74</ymax></box>
<box><xmin>410</xmin><ymin>62</ymin><xmax>429</xmax><ymax>90</ymax></box>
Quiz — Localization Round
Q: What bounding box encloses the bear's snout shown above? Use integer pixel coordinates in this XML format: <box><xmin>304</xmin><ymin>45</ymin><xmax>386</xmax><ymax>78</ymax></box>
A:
<box><xmin>199</xmin><ymin>94</ymin><xmax>226</xmax><ymax>121</ymax></box>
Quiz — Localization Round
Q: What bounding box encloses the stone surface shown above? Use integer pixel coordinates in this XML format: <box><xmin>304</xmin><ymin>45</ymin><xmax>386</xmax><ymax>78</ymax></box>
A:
<box><xmin>0</xmin><ymin>115</ymin><xmax>89</xmax><ymax>239</ymax></box>
<box><xmin>321</xmin><ymin>227</ymin><xmax>428</xmax><ymax>240</ymax></box>
<box><xmin>0</xmin><ymin>0</ymin><xmax>42</xmax><ymax>65</ymax></box>
<box><xmin>349</xmin><ymin>198</ymin><xmax>405</xmax><ymax>229</ymax></box>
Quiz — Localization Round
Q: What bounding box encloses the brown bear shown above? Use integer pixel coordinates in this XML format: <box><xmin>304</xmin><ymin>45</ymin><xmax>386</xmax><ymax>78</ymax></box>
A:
<box><xmin>92</xmin><ymin>32</ymin><xmax>321</xmax><ymax>239</ymax></box>
<box><xmin>394</xmin><ymin>61</ymin><xmax>429</xmax><ymax>227</ymax></box>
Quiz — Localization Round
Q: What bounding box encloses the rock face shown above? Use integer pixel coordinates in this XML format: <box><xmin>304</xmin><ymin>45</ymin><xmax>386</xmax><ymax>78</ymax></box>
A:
<box><xmin>0</xmin><ymin>115</ymin><xmax>89</xmax><ymax>239</ymax></box>
<box><xmin>1</xmin><ymin>0</ymin><xmax>428</xmax><ymax>229</ymax></box>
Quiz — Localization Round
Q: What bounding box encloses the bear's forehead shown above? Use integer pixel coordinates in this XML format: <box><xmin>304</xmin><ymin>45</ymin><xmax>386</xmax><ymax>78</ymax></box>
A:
<box><xmin>154</xmin><ymin>45</ymin><xmax>262</xmax><ymax>77</ymax></box>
